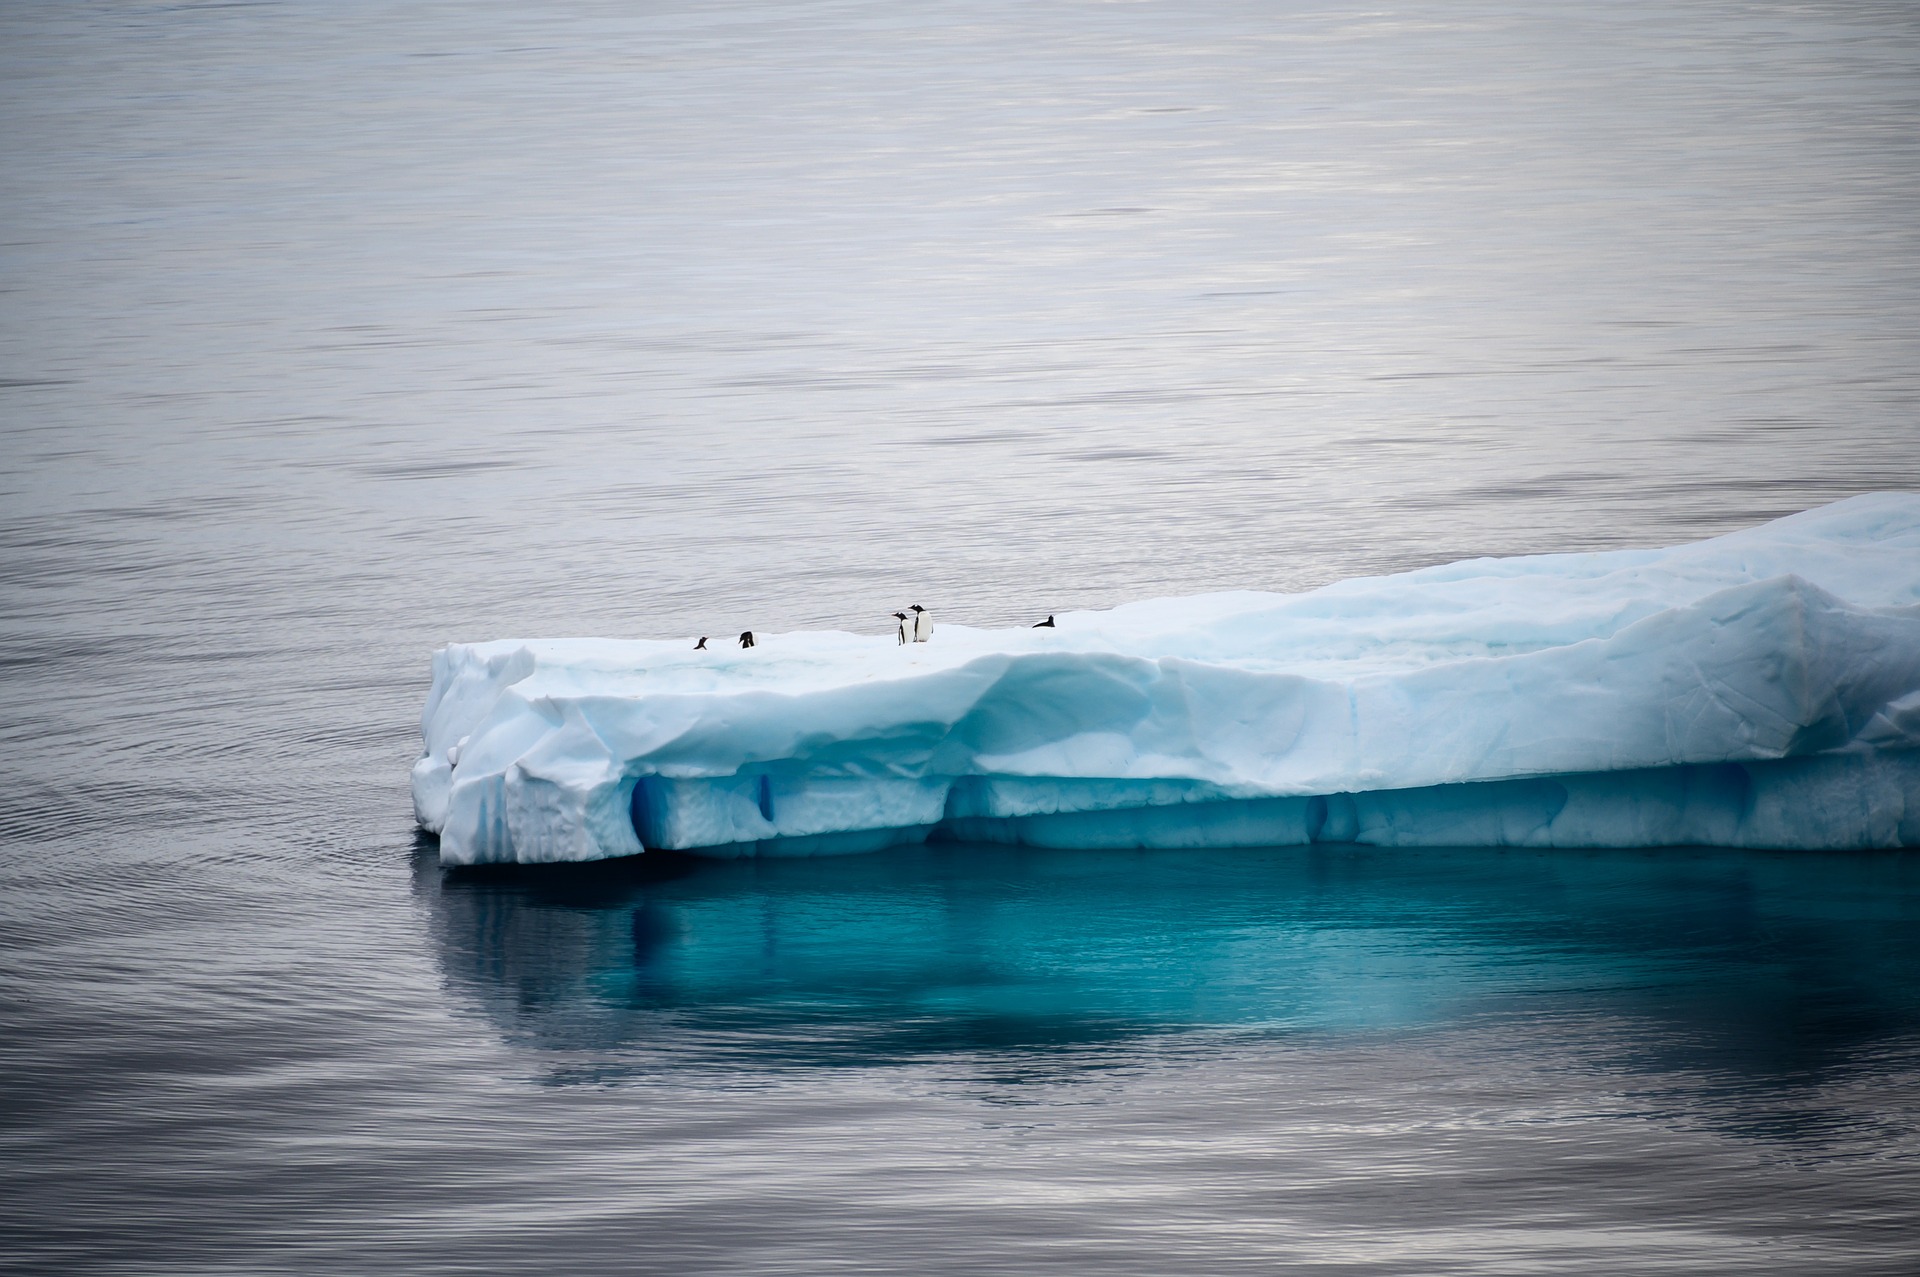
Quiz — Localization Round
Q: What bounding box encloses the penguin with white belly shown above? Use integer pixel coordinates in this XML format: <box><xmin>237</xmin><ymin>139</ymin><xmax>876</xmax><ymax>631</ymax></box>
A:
<box><xmin>909</xmin><ymin>604</ymin><xmax>932</xmax><ymax>643</ymax></box>
<box><xmin>892</xmin><ymin>611</ymin><xmax>909</xmax><ymax>645</ymax></box>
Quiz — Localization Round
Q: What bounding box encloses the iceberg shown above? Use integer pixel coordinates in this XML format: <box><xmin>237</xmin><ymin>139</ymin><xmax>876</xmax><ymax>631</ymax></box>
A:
<box><xmin>412</xmin><ymin>494</ymin><xmax>1920</xmax><ymax>865</ymax></box>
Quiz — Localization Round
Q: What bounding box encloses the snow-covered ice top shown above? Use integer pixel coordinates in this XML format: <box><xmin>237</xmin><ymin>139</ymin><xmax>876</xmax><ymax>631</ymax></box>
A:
<box><xmin>413</xmin><ymin>494</ymin><xmax>1920</xmax><ymax>863</ymax></box>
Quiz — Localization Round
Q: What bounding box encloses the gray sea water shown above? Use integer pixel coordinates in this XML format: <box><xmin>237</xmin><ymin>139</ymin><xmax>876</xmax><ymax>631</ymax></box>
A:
<box><xmin>4</xmin><ymin>1</ymin><xmax>1920</xmax><ymax>1272</ymax></box>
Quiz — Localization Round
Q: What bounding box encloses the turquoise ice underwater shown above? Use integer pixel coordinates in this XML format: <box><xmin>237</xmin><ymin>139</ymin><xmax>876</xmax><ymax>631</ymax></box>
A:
<box><xmin>416</xmin><ymin>494</ymin><xmax>1920</xmax><ymax>864</ymax></box>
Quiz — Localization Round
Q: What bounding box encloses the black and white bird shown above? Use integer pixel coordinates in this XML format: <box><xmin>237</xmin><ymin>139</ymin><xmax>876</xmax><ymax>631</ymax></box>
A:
<box><xmin>694</xmin><ymin>636</ymin><xmax>708</xmax><ymax>650</ymax></box>
<box><xmin>909</xmin><ymin>604</ymin><xmax>932</xmax><ymax>643</ymax></box>
<box><xmin>738</xmin><ymin>631</ymin><xmax>755</xmax><ymax>649</ymax></box>
<box><xmin>1032</xmin><ymin>615</ymin><xmax>1055</xmax><ymax>628</ymax></box>
<box><xmin>892</xmin><ymin>611</ymin><xmax>909</xmax><ymax>645</ymax></box>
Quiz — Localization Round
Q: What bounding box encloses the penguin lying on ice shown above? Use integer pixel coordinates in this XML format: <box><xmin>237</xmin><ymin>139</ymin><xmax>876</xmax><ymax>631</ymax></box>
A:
<box><xmin>1032</xmin><ymin>615</ymin><xmax>1055</xmax><ymax>628</ymax></box>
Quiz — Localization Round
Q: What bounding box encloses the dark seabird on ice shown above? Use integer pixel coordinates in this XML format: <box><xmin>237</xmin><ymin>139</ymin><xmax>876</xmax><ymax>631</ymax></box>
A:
<box><xmin>739</xmin><ymin>631</ymin><xmax>755</xmax><ymax>649</ymax></box>
<box><xmin>694</xmin><ymin>636</ymin><xmax>708</xmax><ymax>650</ymax></box>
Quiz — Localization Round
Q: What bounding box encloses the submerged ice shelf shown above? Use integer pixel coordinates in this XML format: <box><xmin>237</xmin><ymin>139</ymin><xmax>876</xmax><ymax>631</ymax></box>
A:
<box><xmin>413</xmin><ymin>495</ymin><xmax>1920</xmax><ymax>864</ymax></box>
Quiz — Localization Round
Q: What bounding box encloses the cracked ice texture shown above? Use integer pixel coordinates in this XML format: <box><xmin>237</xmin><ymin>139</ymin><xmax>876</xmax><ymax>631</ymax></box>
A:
<box><xmin>413</xmin><ymin>494</ymin><xmax>1920</xmax><ymax>864</ymax></box>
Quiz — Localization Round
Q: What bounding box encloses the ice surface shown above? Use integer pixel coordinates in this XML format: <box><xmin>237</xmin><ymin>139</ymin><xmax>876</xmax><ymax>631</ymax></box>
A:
<box><xmin>413</xmin><ymin>494</ymin><xmax>1920</xmax><ymax>864</ymax></box>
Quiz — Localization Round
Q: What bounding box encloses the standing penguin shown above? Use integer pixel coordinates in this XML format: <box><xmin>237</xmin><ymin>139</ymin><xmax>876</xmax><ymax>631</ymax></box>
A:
<box><xmin>909</xmin><ymin>604</ymin><xmax>932</xmax><ymax>643</ymax></box>
<box><xmin>738</xmin><ymin>631</ymin><xmax>755</xmax><ymax>649</ymax></box>
<box><xmin>1032</xmin><ymin>615</ymin><xmax>1055</xmax><ymax>628</ymax></box>
<box><xmin>694</xmin><ymin>636</ymin><xmax>708</xmax><ymax>649</ymax></box>
<box><xmin>892</xmin><ymin>611</ymin><xmax>909</xmax><ymax>645</ymax></box>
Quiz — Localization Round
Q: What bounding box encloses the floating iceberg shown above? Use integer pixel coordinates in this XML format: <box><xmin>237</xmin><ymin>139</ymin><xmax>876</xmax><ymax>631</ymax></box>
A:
<box><xmin>413</xmin><ymin>494</ymin><xmax>1920</xmax><ymax>864</ymax></box>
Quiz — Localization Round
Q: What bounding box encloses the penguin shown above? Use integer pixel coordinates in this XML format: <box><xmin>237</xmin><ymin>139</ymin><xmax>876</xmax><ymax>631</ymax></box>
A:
<box><xmin>910</xmin><ymin>604</ymin><xmax>932</xmax><ymax>643</ymax></box>
<box><xmin>892</xmin><ymin>611</ymin><xmax>909</xmax><ymax>646</ymax></box>
<box><xmin>1032</xmin><ymin>615</ymin><xmax>1055</xmax><ymax>628</ymax></box>
<box><xmin>694</xmin><ymin>636</ymin><xmax>708</xmax><ymax>650</ymax></box>
<box><xmin>739</xmin><ymin>631</ymin><xmax>755</xmax><ymax>649</ymax></box>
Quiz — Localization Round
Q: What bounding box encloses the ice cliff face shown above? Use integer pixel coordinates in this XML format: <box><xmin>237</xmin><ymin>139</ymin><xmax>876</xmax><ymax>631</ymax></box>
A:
<box><xmin>412</xmin><ymin>494</ymin><xmax>1920</xmax><ymax>864</ymax></box>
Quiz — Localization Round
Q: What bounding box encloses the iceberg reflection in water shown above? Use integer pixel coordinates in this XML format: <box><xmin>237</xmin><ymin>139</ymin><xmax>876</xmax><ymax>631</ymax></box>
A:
<box><xmin>419</xmin><ymin>838</ymin><xmax>1920</xmax><ymax>1096</ymax></box>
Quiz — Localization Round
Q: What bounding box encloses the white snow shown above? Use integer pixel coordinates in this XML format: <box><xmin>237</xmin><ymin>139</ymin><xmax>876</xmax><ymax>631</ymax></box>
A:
<box><xmin>413</xmin><ymin>494</ymin><xmax>1920</xmax><ymax>864</ymax></box>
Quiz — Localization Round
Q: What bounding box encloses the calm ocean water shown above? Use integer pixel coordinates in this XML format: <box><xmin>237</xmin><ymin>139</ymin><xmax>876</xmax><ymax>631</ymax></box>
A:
<box><xmin>4</xmin><ymin>1</ymin><xmax>1920</xmax><ymax>1272</ymax></box>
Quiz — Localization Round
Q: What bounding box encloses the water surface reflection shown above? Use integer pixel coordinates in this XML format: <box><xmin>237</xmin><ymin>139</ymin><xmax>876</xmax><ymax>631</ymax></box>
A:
<box><xmin>418</xmin><ymin>840</ymin><xmax>1920</xmax><ymax>1096</ymax></box>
